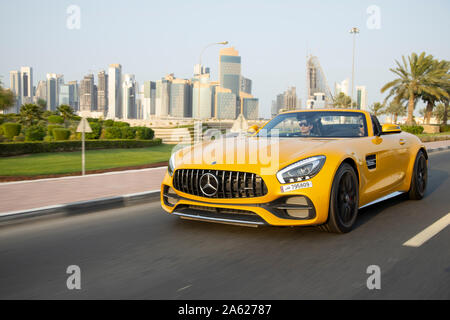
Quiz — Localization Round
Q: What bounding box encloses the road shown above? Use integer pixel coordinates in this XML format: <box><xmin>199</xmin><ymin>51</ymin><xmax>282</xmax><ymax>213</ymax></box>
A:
<box><xmin>0</xmin><ymin>151</ymin><xmax>449</xmax><ymax>299</ymax></box>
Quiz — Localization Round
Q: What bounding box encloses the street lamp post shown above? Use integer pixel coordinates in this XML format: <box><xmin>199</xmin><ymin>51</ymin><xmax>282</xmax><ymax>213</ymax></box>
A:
<box><xmin>196</xmin><ymin>41</ymin><xmax>228</xmax><ymax>142</ymax></box>
<box><xmin>350</xmin><ymin>27</ymin><xmax>359</xmax><ymax>108</ymax></box>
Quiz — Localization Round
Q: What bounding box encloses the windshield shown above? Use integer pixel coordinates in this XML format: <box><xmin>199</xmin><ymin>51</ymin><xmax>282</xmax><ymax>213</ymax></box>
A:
<box><xmin>257</xmin><ymin>111</ymin><xmax>368</xmax><ymax>138</ymax></box>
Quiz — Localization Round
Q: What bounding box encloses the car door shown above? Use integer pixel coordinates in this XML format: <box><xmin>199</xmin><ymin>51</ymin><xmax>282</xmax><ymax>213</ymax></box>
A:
<box><xmin>360</xmin><ymin>115</ymin><xmax>408</xmax><ymax>204</ymax></box>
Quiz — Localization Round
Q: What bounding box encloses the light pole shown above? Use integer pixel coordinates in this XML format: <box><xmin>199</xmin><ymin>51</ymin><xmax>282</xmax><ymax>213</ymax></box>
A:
<box><xmin>196</xmin><ymin>41</ymin><xmax>228</xmax><ymax>142</ymax></box>
<box><xmin>350</xmin><ymin>27</ymin><xmax>359</xmax><ymax>108</ymax></box>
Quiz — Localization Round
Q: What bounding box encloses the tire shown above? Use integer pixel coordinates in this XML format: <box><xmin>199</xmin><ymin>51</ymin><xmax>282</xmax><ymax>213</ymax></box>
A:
<box><xmin>320</xmin><ymin>163</ymin><xmax>359</xmax><ymax>234</ymax></box>
<box><xmin>408</xmin><ymin>150</ymin><xmax>427</xmax><ymax>200</ymax></box>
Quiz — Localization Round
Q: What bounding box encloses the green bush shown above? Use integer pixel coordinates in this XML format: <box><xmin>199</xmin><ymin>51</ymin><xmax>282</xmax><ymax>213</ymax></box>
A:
<box><xmin>86</xmin><ymin>122</ymin><xmax>102</xmax><ymax>139</ymax></box>
<box><xmin>103</xmin><ymin>126</ymin><xmax>122</xmax><ymax>139</ymax></box>
<box><xmin>47</xmin><ymin>124</ymin><xmax>63</xmax><ymax>137</ymax></box>
<box><xmin>53</xmin><ymin>128</ymin><xmax>71</xmax><ymax>141</ymax></box>
<box><xmin>47</xmin><ymin>115</ymin><xmax>64</xmax><ymax>124</ymax></box>
<box><xmin>120</xmin><ymin>127</ymin><xmax>136</xmax><ymax>139</ymax></box>
<box><xmin>0</xmin><ymin>139</ymin><xmax>163</xmax><ymax>156</ymax></box>
<box><xmin>135</xmin><ymin>126</ymin><xmax>154</xmax><ymax>140</ymax></box>
<box><xmin>2</xmin><ymin>123</ymin><xmax>22</xmax><ymax>139</ymax></box>
<box><xmin>113</xmin><ymin>121</ymin><xmax>130</xmax><ymax>128</ymax></box>
<box><xmin>13</xmin><ymin>134</ymin><xmax>25</xmax><ymax>142</ymax></box>
<box><xmin>440</xmin><ymin>124</ymin><xmax>450</xmax><ymax>132</ymax></box>
<box><xmin>25</xmin><ymin>125</ymin><xmax>46</xmax><ymax>141</ymax></box>
<box><xmin>103</xmin><ymin>119</ymin><xmax>114</xmax><ymax>127</ymax></box>
<box><xmin>0</xmin><ymin>126</ymin><xmax>4</xmax><ymax>136</ymax></box>
<box><xmin>43</xmin><ymin>135</ymin><xmax>54</xmax><ymax>142</ymax></box>
<box><xmin>400</xmin><ymin>125</ymin><xmax>424</xmax><ymax>135</ymax></box>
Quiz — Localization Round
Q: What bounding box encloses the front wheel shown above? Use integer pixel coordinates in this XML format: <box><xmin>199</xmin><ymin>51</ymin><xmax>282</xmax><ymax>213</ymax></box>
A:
<box><xmin>320</xmin><ymin>163</ymin><xmax>359</xmax><ymax>233</ymax></box>
<box><xmin>408</xmin><ymin>150</ymin><xmax>427</xmax><ymax>200</ymax></box>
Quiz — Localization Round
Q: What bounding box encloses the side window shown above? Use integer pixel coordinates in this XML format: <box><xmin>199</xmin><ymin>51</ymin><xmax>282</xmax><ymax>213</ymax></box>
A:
<box><xmin>371</xmin><ymin>115</ymin><xmax>382</xmax><ymax>136</ymax></box>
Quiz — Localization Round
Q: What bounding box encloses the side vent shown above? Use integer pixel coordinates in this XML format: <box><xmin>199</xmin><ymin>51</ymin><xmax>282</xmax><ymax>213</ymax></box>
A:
<box><xmin>366</xmin><ymin>154</ymin><xmax>376</xmax><ymax>170</ymax></box>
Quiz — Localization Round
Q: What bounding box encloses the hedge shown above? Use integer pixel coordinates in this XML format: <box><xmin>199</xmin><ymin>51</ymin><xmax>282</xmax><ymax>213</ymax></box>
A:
<box><xmin>25</xmin><ymin>125</ymin><xmax>46</xmax><ymax>141</ymax></box>
<box><xmin>47</xmin><ymin>124</ymin><xmax>63</xmax><ymax>137</ymax></box>
<box><xmin>400</xmin><ymin>125</ymin><xmax>424</xmax><ymax>135</ymax></box>
<box><xmin>0</xmin><ymin>139</ymin><xmax>162</xmax><ymax>156</ymax></box>
<box><xmin>2</xmin><ymin>123</ymin><xmax>22</xmax><ymax>139</ymax></box>
<box><xmin>53</xmin><ymin>128</ymin><xmax>71</xmax><ymax>141</ymax></box>
<box><xmin>47</xmin><ymin>115</ymin><xmax>64</xmax><ymax>124</ymax></box>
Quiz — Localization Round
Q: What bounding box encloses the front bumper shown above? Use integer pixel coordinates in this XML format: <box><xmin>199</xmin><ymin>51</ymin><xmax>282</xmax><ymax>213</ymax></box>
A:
<box><xmin>160</xmin><ymin>169</ymin><xmax>333</xmax><ymax>227</ymax></box>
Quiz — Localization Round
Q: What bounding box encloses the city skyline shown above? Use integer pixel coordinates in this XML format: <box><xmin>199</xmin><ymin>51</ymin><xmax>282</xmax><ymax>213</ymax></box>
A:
<box><xmin>1</xmin><ymin>0</ymin><xmax>449</xmax><ymax>118</ymax></box>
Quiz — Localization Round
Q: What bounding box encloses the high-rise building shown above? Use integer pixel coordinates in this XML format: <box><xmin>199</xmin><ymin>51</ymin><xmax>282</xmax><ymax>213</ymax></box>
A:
<box><xmin>192</xmin><ymin>73</ymin><xmax>216</xmax><ymax>119</ymax></box>
<box><xmin>80</xmin><ymin>74</ymin><xmax>95</xmax><ymax>112</ymax></box>
<box><xmin>306</xmin><ymin>55</ymin><xmax>332</xmax><ymax>107</ymax></box>
<box><xmin>219</xmin><ymin>47</ymin><xmax>241</xmax><ymax>97</ymax></box>
<box><xmin>335</xmin><ymin>78</ymin><xmax>350</xmax><ymax>97</ymax></box>
<box><xmin>97</xmin><ymin>70</ymin><xmax>108</xmax><ymax>115</ymax></box>
<box><xmin>143</xmin><ymin>81</ymin><xmax>156</xmax><ymax>119</ymax></box>
<box><xmin>67</xmin><ymin>81</ymin><xmax>79</xmax><ymax>111</ymax></box>
<box><xmin>242</xmin><ymin>97</ymin><xmax>259</xmax><ymax>120</ymax></box>
<box><xmin>8</xmin><ymin>70</ymin><xmax>21</xmax><ymax>113</ymax></box>
<box><xmin>170</xmin><ymin>78</ymin><xmax>192</xmax><ymax>118</ymax></box>
<box><xmin>273</xmin><ymin>86</ymin><xmax>299</xmax><ymax>115</ymax></box>
<box><xmin>59</xmin><ymin>83</ymin><xmax>76</xmax><ymax>108</ymax></box>
<box><xmin>46</xmin><ymin>74</ymin><xmax>58</xmax><ymax>111</ymax></box>
<box><xmin>155</xmin><ymin>74</ymin><xmax>172</xmax><ymax>117</ymax></box>
<box><xmin>107</xmin><ymin>64</ymin><xmax>122</xmax><ymax>119</ymax></box>
<box><xmin>20</xmin><ymin>66</ymin><xmax>33</xmax><ymax>104</ymax></box>
<box><xmin>215</xmin><ymin>87</ymin><xmax>237</xmax><ymax>120</ymax></box>
<box><xmin>356</xmin><ymin>86</ymin><xmax>367</xmax><ymax>110</ymax></box>
<box><xmin>34</xmin><ymin>80</ymin><xmax>47</xmax><ymax>105</ymax></box>
<box><xmin>122</xmin><ymin>74</ymin><xmax>136</xmax><ymax>119</ymax></box>
<box><xmin>240</xmin><ymin>76</ymin><xmax>252</xmax><ymax>94</ymax></box>
<box><xmin>194</xmin><ymin>64</ymin><xmax>210</xmax><ymax>76</ymax></box>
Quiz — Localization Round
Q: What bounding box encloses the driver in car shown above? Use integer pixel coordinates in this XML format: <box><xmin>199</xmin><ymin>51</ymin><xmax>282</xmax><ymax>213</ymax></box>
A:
<box><xmin>298</xmin><ymin>118</ymin><xmax>316</xmax><ymax>136</ymax></box>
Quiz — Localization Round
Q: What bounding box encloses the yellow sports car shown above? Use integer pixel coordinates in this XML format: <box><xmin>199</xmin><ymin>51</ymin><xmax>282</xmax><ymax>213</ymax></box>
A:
<box><xmin>161</xmin><ymin>109</ymin><xmax>428</xmax><ymax>233</ymax></box>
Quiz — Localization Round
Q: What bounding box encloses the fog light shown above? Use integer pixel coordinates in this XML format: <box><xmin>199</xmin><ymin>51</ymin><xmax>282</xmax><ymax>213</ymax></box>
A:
<box><xmin>286</xmin><ymin>196</ymin><xmax>310</xmax><ymax>219</ymax></box>
<box><xmin>163</xmin><ymin>186</ymin><xmax>178</xmax><ymax>207</ymax></box>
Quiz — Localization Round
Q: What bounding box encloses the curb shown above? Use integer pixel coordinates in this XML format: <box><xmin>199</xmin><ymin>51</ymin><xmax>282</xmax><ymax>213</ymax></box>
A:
<box><xmin>427</xmin><ymin>145</ymin><xmax>450</xmax><ymax>154</ymax></box>
<box><xmin>0</xmin><ymin>190</ymin><xmax>160</xmax><ymax>224</ymax></box>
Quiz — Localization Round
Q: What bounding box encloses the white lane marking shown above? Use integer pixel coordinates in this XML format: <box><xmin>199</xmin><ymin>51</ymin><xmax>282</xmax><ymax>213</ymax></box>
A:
<box><xmin>403</xmin><ymin>213</ymin><xmax>450</xmax><ymax>247</ymax></box>
<box><xmin>177</xmin><ymin>285</ymin><xmax>192</xmax><ymax>292</ymax></box>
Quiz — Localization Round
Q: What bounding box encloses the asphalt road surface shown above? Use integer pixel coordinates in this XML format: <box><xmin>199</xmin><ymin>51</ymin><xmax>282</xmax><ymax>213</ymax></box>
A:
<box><xmin>0</xmin><ymin>151</ymin><xmax>449</xmax><ymax>299</ymax></box>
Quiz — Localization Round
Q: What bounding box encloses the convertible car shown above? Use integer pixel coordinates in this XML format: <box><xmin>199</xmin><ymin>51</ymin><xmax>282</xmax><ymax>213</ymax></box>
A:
<box><xmin>161</xmin><ymin>109</ymin><xmax>428</xmax><ymax>233</ymax></box>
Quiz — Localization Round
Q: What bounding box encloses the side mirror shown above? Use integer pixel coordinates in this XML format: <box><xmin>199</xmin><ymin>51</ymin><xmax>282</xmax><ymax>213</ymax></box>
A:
<box><xmin>381</xmin><ymin>124</ymin><xmax>401</xmax><ymax>134</ymax></box>
<box><xmin>247</xmin><ymin>125</ymin><xmax>259</xmax><ymax>134</ymax></box>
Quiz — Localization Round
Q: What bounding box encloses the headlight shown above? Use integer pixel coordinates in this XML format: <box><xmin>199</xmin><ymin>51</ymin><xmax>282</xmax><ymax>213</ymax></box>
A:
<box><xmin>276</xmin><ymin>156</ymin><xmax>326</xmax><ymax>184</ymax></box>
<box><xmin>168</xmin><ymin>153</ymin><xmax>176</xmax><ymax>176</ymax></box>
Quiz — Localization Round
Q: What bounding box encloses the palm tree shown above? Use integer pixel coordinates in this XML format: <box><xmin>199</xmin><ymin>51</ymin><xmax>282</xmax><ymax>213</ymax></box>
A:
<box><xmin>433</xmin><ymin>103</ymin><xmax>449</xmax><ymax>124</ymax></box>
<box><xmin>19</xmin><ymin>104</ymin><xmax>44</xmax><ymax>126</ymax></box>
<box><xmin>57</xmin><ymin>104</ymin><xmax>76</xmax><ymax>122</ymax></box>
<box><xmin>420</xmin><ymin>59</ymin><xmax>450</xmax><ymax>124</ymax></box>
<box><xmin>37</xmin><ymin>99</ymin><xmax>47</xmax><ymax>111</ymax></box>
<box><xmin>368</xmin><ymin>102</ymin><xmax>385</xmax><ymax>116</ymax></box>
<box><xmin>332</xmin><ymin>92</ymin><xmax>352</xmax><ymax>108</ymax></box>
<box><xmin>381</xmin><ymin>52</ymin><xmax>449</xmax><ymax>125</ymax></box>
<box><xmin>385</xmin><ymin>99</ymin><xmax>406</xmax><ymax>124</ymax></box>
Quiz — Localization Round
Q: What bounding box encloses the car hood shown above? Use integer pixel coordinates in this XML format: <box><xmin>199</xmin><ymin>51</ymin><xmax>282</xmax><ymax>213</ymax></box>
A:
<box><xmin>174</xmin><ymin>136</ymin><xmax>337</xmax><ymax>174</ymax></box>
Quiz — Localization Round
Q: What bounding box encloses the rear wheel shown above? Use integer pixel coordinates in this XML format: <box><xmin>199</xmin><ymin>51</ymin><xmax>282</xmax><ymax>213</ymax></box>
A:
<box><xmin>320</xmin><ymin>163</ymin><xmax>359</xmax><ymax>233</ymax></box>
<box><xmin>408</xmin><ymin>150</ymin><xmax>427</xmax><ymax>200</ymax></box>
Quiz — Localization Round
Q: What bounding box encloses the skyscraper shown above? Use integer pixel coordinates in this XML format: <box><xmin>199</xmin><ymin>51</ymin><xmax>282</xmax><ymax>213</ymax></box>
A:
<box><xmin>192</xmin><ymin>73</ymin><xmax>215</xmax><ymax>119</ymax></box>
<box><xmin>59</xmin><ymin>84</ymin><xmax>75</xmax><ymax>108</ymax></box>
<box><xmin>155</xmin><ymin>74</ymin><xmax>172</xmax><ymax>117</ymax></box>
<box><xmin>356</xmin><ymin>86</ymin><xmax>367</xmax><ymax>110</ymax></box>
<box><xmin>97</xmin><ymin>70</ymin><xmax>108</xmax><ymax>115</ymax></box>
<box><xmin>34</xmin><ymin>80</ymin><xmax>47</xmax><ymax>105</ymax></box>
<box><xmin>8</xmin><ymin>70</ymin><xmax>21</xmax><ymax>113</ymax></box>
<box><xmin>170</xmin><ymin>78</ymin><xmax>192</xmax><ymax>118</ymax></box>
<box><xmin>80</xmin><ymin>74</ymin><xmax>95</xmax><ymax>112</ymax></box>
<box><xmin>306</xmin><ymin>55</ymin><xmax>332</xmax><ymax>107</ymax></box>
<box><xmin>240</xmin><ymin>76</ymin><xmax>252</xmax><ymax>94</ymax></box>
<box><xmin>20</xmin><ymin>66</ymin><xmax>33</xmax><ymax>104</ymax></box>
<box><xmin>219</xmin><ymin>47</ymin><xmax>241</xmax><ymax>96</ymax></box>
<box><xmin>107</xmin><ymin>64</ymin><xmax>122</xmax><ymax>119</ymax></box>
<box><xmin>335</xmin><ymin>78</ymin><xmax>350</xmax><ymax>97</ymax></box>
<box><xmin>122</xmin><ymin>74</ymin><xmax>136</xmax><ymax>119</ymax></box>
<box><xmin>67</xmin><ymin>81</ymin><xmax>79</xmax><ymax>111</ymax></box>
<box><xmin>46</xmin><ymin>74</ymin><xmax>58</xmax><ymax>111</ymax></box>
<box><xmin>143</xmin><ymin>81</ymin><xmax>156</xmax><ymax>119</ymax></box>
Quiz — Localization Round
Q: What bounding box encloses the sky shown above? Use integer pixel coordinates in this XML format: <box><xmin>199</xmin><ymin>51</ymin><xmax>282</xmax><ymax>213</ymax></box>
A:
<box><xmin>1</xmin><ymin>0</ymin><xmax>449</xmax><ymax>118</ymax></box>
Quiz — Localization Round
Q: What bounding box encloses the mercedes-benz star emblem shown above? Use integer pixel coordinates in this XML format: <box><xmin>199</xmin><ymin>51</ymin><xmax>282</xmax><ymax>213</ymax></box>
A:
<box><xmin>199</xmin><ymin>173</ymin><xmax>219</xmax><ymax>197</ymax></box>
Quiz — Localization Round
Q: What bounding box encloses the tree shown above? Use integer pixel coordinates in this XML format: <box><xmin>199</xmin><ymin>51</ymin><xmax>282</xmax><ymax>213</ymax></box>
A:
<box><xmin>332</xmin><ymin>92</ymin><xmax>352</xmax><ymax>108</ymax></box>
<box><xmin>368</xmin><ymin>102</ymin><xmax>385</xmax><ymax>116</ymax></box>
<box><xmin>381</xmin><ymin>52</ymin><xmax>449</xmax><ymax>125</ymax></box>
<box><xmin>37</xmin><ymin>99</ymin><xmax>47</xmax><ymax>110</ymax></box>
<box><xmin>57</xmin><ymin>104</ymin><xmax>76</xmax><ymax>122</ymax></box>
<box><xmin>385</xmin><ymin>100</ymin><xmax>406</xmax><ymax>124</ymax></box>
<box><xmin>19</xmin><ymin>104</ymin><xmax>44</xmax><ymax>126</ymax></box>
<box><xmin>0</xmin><ymin>81</ymin><xmax>15</xmax><ymax>112</ymax></box>
<box><xmin>433</xmin><ymin>103</ymin><xmax>449</xmax><ymax>124</ymax></box>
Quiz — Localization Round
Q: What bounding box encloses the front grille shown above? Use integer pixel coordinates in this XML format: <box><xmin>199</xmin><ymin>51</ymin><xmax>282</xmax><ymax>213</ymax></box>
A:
<box><xmin>174</xmin><ymin>205</ymin><xmax>267</xmax><ymax>225</ymax></box>
<box><xmin>172</xmin><ymin>169</ymin><xmax>268</xmax><ymax>198</ymax></box>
